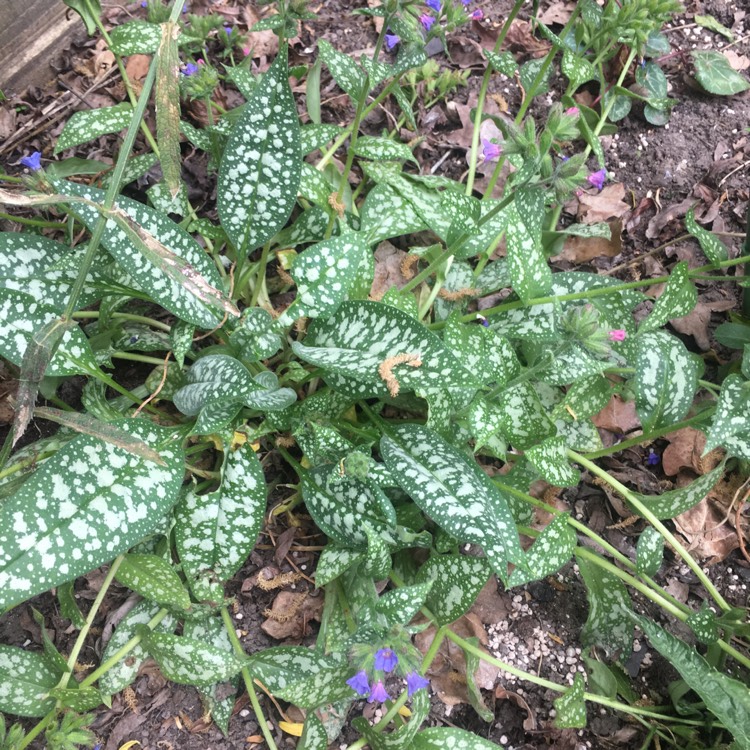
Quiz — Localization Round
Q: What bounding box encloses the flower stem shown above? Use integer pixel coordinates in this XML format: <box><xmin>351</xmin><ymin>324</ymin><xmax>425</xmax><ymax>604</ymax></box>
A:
<box><xmin>567</xmin><ymin>449</ymin><xmax>732</xmax><ymax>612</ymax></box>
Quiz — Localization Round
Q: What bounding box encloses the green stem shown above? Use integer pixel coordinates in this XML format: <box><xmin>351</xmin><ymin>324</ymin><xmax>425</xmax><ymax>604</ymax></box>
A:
<box><xmin>0</xmin><ymin>212</ymin><xmax>67</xmax><ymax>228</ymax></box>
<box><xmin>568</xmin><ymin>450</ymin><xmax>732</xmax><ymax>612</ymax></box>
<box><xmin>401</xmin><ymin>246</ymin><xmax>454</xmax><ymax>295</ymax></box>
<box><xmin>249</xmin><ymin>243</ymin><xmax>271</xmax><ymax>307</ymax></box>
<box><xmin>465</xmin><ymin>0</ymin><xmax>526</xmax><ymax>196</ymax></box>
<box><xmin>72</xmin><ymin>311</ymin><xmax>172</xmax><ymax>332</ymax></box>
<box><xmin>111</xmin><ymin>352</ymin><xmax>172</xmax><ymax>366</ymax></box>
<box><xmin>220</xmin><ymin>607</ymin><xmax>279</xmax><ymax>750</ymax></box>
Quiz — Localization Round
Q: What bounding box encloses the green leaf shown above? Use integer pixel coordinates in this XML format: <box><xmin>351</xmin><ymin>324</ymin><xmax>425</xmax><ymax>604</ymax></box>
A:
<box><xmin>519</xmin><ymin>58</ymin><xmax>551</xmax><ymax>96</ymax></box>
<box><xmin>55</xmin><ymin>103</ymin><xmax>133</xmax><ymax>154</ymax></box>
<box><xmin>635</xmin><ymin>615</ymin><xmax>750</xmax><ymax>748</ymax></box>
<box><xmin>506</xmin><ymin>199</ymin><xmax>552</xmax><ymax>304</ymax></box>
<box><xmin>0</xmin><ymin>288</ymin><xmax>96</xmax><ymax>376</ymax></box>
<box><xmin>48</xmin><ymin>686</ymin><xmax>102</xmax><ymax>712</ymax></box>
<box><xmin>300</xmin><ymin>123</ymin><xmax>342</xmax><ymax>154</ymax></box>
<box><xmin>381</xmin><ymin>424</ymin><xmax>524</xmax><ymax>584</ymax></box>
<box><xmin>695</xmin><ymin>14</ymin><xmax>734</xmax><ymax>40</ymax></box>
<box><xmin>577</xmin><ymin>554</ymin><xmax>632</xmax><ymax>659</ymax></box>
<box><xmin>217</xmin><ymin>49</ymin><xmax>301</xmax><ymax>252</ymax></box>
<box><xmin>525</xmin><ymin>437</ymin><xmax>580</xmax><ymax>487</ymax></box>
<box><xmin>354</xmin><ymin>135</ymin><xmax>416</xmax><ymax>163</ymax></box>
<box><xmin>99</xmin><ymin>601</ymin><xmax>176</xmax><ymax>695</ymax></box>
<box><xmin>692</xmin><ymin>50</ymin><xmax>750</xmax><ymax>95</ymax></box>
<box><xmin>115</xmin><ymin>553</ymin><xmax>190</xmax><ymax>611</ymax></box>
<box><xmin>229</xmin><ymin>307</ymin><xmax>282</xmax><ymax>362</ymax></box>
<box><xmin>0</xmin><ymin>646</ymin><xmax>61</xmax><ymax>717</ymax></box>
<box><xmin>685</xmin><ymin>207</ymin><xmax>728</xmax><ymax>265</ymax></box>
<box><xmin>631</xmin><ymin>463</ymin><xmax>724</xmax><ymax>520</ymax></box>
<box><xmin>292</xmin><ymin>300</ymin><xmax>476</xmax><ymax>398</ymax></box>
<box><xmin>155</xmin><ymin>21</ymin><xmax>183</xmax><ymax>198</ymax></box>
<box><xmin>316</xmin><ymin>545</ymin><xmax>364</xmax><ymax>586</ymax></box>
<box><xmin>376</xmin><ymin>582</ymin><xmax>432</xmax><ymax>628</ymax></box>
<box><xmin>175</xmin><ymin>444</ymin><xmax>266</xmax><ymax>600</ymax></box>
<box><xmin>362</xmin><ymin>522</ymin><xmax>392</xmax><ymax>579</ymax></box>
<box><xmin>640</xmin><ymin>262</ymin><xmax>696</xmax><ymax>332</ymax></box>
<box><xmin>298</xmin><ymin>712</ymin><xmax>329</xmax><ymax>750</ymax></box>
<box><xmin>0</xmin><ymin>420</ymin><xmax>185</xmax><ymax>611</ymax></box>
<box><xmin>508</xmin><ymin>513</ymin><xmax>576</xmax><ymax>587</ymax></box>
<box><xmin>553</xmin><ymin>375</ymin><xmax>611</xmax><ymax>421</ymax></box>
<box><xmin>52</xmin><ymin>178</ymin><xmax>228</xmax><ymax>329</ymax></box>
<box><xmin>463</xmin><ymin>636</ymin><xmax>494</xmax><ymax>722</ymax></box>
<box><xmin>62</xmin><ymin>0</ymin><xmax>101</xmax><ymax>35</ymax></box>
<box><xmin>109</xmin><ymin>20</ymin><xmax>162</xmax><ymax>54</ymax></box>
<box><xmin>484</xmin><ymin>50</ymin><xmax>517</xmax><ymax>77</ymax></box>
<box><xmin>354</xmin><ymin>689</ymin><xmax>430</xmax><ymax>749</ymax></box>
<box><xmin>687</xmin><ymin>602</ymin><xmax>719</xmax><ymax>645</ymax></box>
<box><xmin>416</xmin><ymin>555</ymin><xmax>491</xmax><ymax>627</ymax></box>
<box><xmin>705</xmin><ymin>374</ymin><xmax>750</xmax><ymax>458</ymax></box>
<box><xmin>279</xmin><ymin>232</ymin><xmax>368</xmax><ymax>324</ymax></box>
<box><xmin>496</xmin><ymin>382</ymin><xmax>556</xmax><ymax>451</ymax></box>
<box><xmin>635</xmin><ymin>527</ymin><xmax>664</xmax><ymax>576</ymax></box>
<box><xmin>554</xmin><ymin>673</ymin><xmax>587</xmax><ymax>728</ymax></box>
<box><xmin>561</xmin><ymin>50</ymin><xmax>595</xmax><ymax>88</ymax></box>
<box><xmin>301</xmin><ymin>468</ymin><xmax>396</xmax><ymax>549</ymax></box>
<box><xmin>247</xmin><ymin>647</ymin><xmax>353</xmax><ymax>709</ymax></box>
<box><xmin>317</xmin><ymin>40</ymin><xmax>366</xmax><ymax>101</ymax></box>
<box><xmin>139</xmin><ymin>629</ymin><xmax>247</xmax><ymax>687</ymax></box>
<box><xmin>633</xmin><ymin>331</ymin><xmax>699</xmax><ymax>432</ymax></box>
<box><xmin>360</xmin><ymin>184</ymin><xmax>427</xmax><ymax>244</ymax></box>
<box><xmin>413</xmin><ymin>727</ymin><xmax>503</xmax><ymax>749</ymax></box>
<box><xmin>716</xmin><ymin>322</ymin><xmax>750</xmax><ymax>350</ymax></box>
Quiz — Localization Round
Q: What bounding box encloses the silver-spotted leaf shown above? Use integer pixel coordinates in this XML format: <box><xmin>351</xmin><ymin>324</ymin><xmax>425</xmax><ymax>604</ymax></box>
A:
<box><xmin>99</xmin><ymin>601</ymin><xmax>176</xmax><ymax>696</ymax></box>
<box><xmin>175</xmin><ymin>443</ymin><xmax>266</xmax><ymax>600</ymax></box>
<box><xmin>0</xmin><ymin>646</ymin><xmax>61</xmax><ymax>717</ymax></box>
<box><xmin>0</xmin><ymin>420</ymin><xmax>185</xmax><ymax>611</ymax></box>
<box><xmin>354</xmin><ymin>135</ymin><xmax>416</xmax><ymax>163</ymax></box>
<box><xmin>416</xmin><ymin>555</ymin><xmax>491</xmax><ymax>627</ymax></box>
<box><xmin>685</xmin><ymin>207</ymin><xmax>728</xmax><ymax>265</ymax></box>
<box><xmin>692</xmin><ymin>50</ymin><xmax>750</xmax><ymax>95</ymax></box>
<box><xmin>115</xmin><ymin>553</ymin><xmax>191</xmax><ymax>610</ymax></box>
<box><xmin>55</xmin><ymin>103</ymin><xmax>133</xmax><ymax>153</ymax></box>
<box><xmin>375</xmin><ymin>582</ymin><xmax>432</xmax><ymax>627</ymax></box>
<box><xmin>497</xmin><ymin>382</ymin><xmax>556</xmax><ymax>451</ymax></box>
<box><xmin>109</xmin><ymin>21</ymin><xmax>161</xmax><ymax>54</ymax></box>
<box><xmin>217</xmin><ymin>49</ymin><xmax>301</xmax><ymax>252</ymax></box>
<box><xmin>317</xmin><ymin>40</ymin><xmax>366</xmax><ymax>100</ymax></box>
<box><xmin>635</xmin><ymin>527</ymin><xmax>664</xmax><ymax>576</ymax></box>
<box><xmin>139</xmin><ymin>629</ymin><xmax>247</xmax><ymax>687</ymax></box>
<box><xmin>381</xmin><ymin>424</ymin><xmax>524</xmax><ymax>584</ymax></box>
<box><xmin>705</xmin><ymin>374</ymin><xmax>750</xmax><ymax>456</ymax></box>
<box><xmin>298</xmin><ymin>712</ymin><xmax>328</xmax><ymax>750</ymax></box>
<box><xmin>553</xmin><ymin>673</ymin><xmax>587</xmax><ymax>728</ymax></box>
<box><xmin>246</xmin><ymin>647</ymin><xmax>353</xmax><ymax>709</ymax></box>
<box><xmin>360</xmin><ymin>183</ymin><xmax>427</xmax><ymax>243</ymax></box>
<box><xmin>640</xmin><ymin>262</ymin><xmax>697</xmax><ymax>333</ymax></box>
<box><xmin>413</xmin><ymin>727</ymin><xmax>503</xmax><ymax>749</ymax></box>
<box><xmin>633</xmin><ymin>331</ymin><xmax>699</xmax><ymax>432</ymax></box>
<box><xmin>525</xmin><ymin>437</ymin><xmax>579</xmax><ymax>487</ymax></box>
<box><xmin>577</xmin><ymin>554</ymin><xmax>633</xmax><ymax>659</ymax></box>
<box><xmin>508</xmin><ymin>513</ymin><xmax>576</xmax><ymax>587</ymax></box>
<box><xmin>315</xmin><ymin>545</ymin><xmax>364</xmax><ymax>586</ymax></box>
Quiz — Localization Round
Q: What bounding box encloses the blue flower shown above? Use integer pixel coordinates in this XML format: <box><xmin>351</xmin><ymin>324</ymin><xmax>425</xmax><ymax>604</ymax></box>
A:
<box><xmin>368</xmin><ymin>680</ymin><xmax>390</xmax><ymax>703</ymax></box>
<box><xmin>224</xmin><ymin>25</ymin><xmax>233</xmax><ymax>36</ymax></box>
<box><xmin>587</xmin><ymin>168</ymin><xmax>607</xmax><ymax>191</ymax></box>
<box><xmin>385</xmin><ymin>33</ymin><xmax>400</xmax><ymax>50</ymax></box>
<box><xmin>406</xmin><ymin>671</ymin><xmax>430</xmax><ymax>696</ymax></box>
<box><xmin>461</xmin><ymin>0</ymin><xmax>471</xmax><ymax>4</ymax></box>
<box><xmin>646</xmin><ymin>449</ymin><xmax>660</xmax><ymax>466</ymax></box>
<box><xmin>346</xmin><ymin>670</ymin><xmax>370</xmax><ymax>696</ymax></box>
<box><xmin>420</xmin><ymin>14</ymin><xmax>436</xmax><ymax>30</ymax></box>
<box><xmin>140</xmin><ymin>1</ymin><xmax>147</xmax><ymax>7</ymax></box>
<box><xmin>425</xmin><ymin>0</ymin><xmax>441</xmax><ymax>11</ymax></box>
<box><xmin>20</xmin><ymin>152</ymin><xmax>42</xmax><ymax>171</ymax></box>
<box><xmin>482</xmin><ymin>138</ymin><xmax>501</xmax><ymax>162</ymax></box>
<box><xmin>182</xmin><ymin>62</ymin><xmax>199</xmax><ymax>76</ymax></box>
<box><xmin>374</xmin><ymin>648</ymin><xmax>398</xmax><ymax>673</ymax></box>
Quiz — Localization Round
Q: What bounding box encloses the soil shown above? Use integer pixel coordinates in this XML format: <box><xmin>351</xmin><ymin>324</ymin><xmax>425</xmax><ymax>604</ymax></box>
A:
<box><xmin>1</xmin><ymin>0</ymin><xmax>749</xmax><ymax>749</ymax></box>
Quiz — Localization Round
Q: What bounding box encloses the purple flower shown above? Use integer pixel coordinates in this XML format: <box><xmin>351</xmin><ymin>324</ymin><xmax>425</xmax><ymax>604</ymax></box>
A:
<box><xmin>368</xmin><ymin>680</ymin><xmax>390</xmax><ymax>703</ymax></box>
<box><xmin>565</xmin><ymin>106</ymin><xmax>580</xmax><ymax>116</ymax></box>
<box><xmin>182</xmin><ymin>62</ymin><xmax>199</xmax><ymax>76</ymax></box>
<box><xmin>385</xmin><ymin>33</ymin><xmax>400</xmax><ymax>50</ymax></box>
<box><xmin>346</xmin><ymin>670</ymin><xmax>370</xmax><ymax>696</ymax></box>
<box><xmin>608</xmin><ymin>329</ymin><xmax>626</xmax><ymax>342</ymax></box>
<box><xmin>425</xmin><ymin>0</ymin><xmax>441</xmax><ymax>11</ymax></box>
<box><xmin>140</xmin><ymin>1</ymin><xmax>147</xmax><ymax>7</ymax></box>
<box><xmin>182</xmin><ymin>3</ymin><xmax>188</xmax><ymax>12</ymax></box>
<box><xmin>374</xmin><ymin>648</ymin><xmax>398</xmax><ymax>673</ymax></box>
<box><xmin>20</xmin><ymin>152</ymin><xmax>42</xmax><ymax>171</ymax></box>
<box><xmin>223</xmin><ymin>25</ymin><xmax>232</xmax><ymax>36</ymax></box>
<box><xmin>420</xmin><ymin>14</ymin><xmax>435</xmax><ymax>30</ymax></box>
<box><xmin>470</xmin><ymin>9</ymin><xmax>483</xmax><ymax>19</ymax></box>
<box><xmin>646</xmin><ymin>450</ymin><xmax>660</xmax><ymax>466</ymax></box>
<box><xmin>482</xmin><ymin>138</ymin><xmax>501</xmax><ymax>162</ymax></box>
<box><xmin>587</xmin><ymin>168</ymin><xmax>607</xmax><ymax>191</ymax></box>
<box><xmin>406</xmin><ymin>671</ymin><xmax>430</xmax><ymax>697</ymax></box>
<box><xmin>462</xmin><ymin>0</ymin><xmax>471</xmax><ymax>4</ymax></box>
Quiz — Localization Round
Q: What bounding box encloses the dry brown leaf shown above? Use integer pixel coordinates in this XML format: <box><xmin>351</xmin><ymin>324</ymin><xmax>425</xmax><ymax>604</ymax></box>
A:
<box><xmin>645</xmin><ymin>197</ymin><xmax>695</xmax><ymax>240</ymax></box>
<box><xmin>554</xmin><ymin>218</ymin><xmax>623</xmax><ymax>262</ymax></box>
<box><xmin>505</xmin><ymin>20</ymin><xmax>551</xmax><ymax>59</ymax></box>
<box><xmin>674</xmin><ymin>496</ymin><xmax>739</xmax><ymax>564</ymax></box>
<box><xmin>446</xmin><ymin>35</ymin><xmax>487</xmax><ymax>69</ymax></box>
<box><xmin>367</xmin><ymin>0</ymin><xmax>385</xmax><ymax>33</ymax></box>
<box><xmin>495</xmin><ymin>687</ymin><xmax>537</xmax><ymax>731</ymax></box>
<box><xmin>664</xmin><ymin>577</ymin><xmax>689</xmax><ymax>603</ymax></box>
<box><xmin>670</xmin><ymin>298</ymin><xmax>735</xmax><ymax>351</ymax></box>
<box><xmin>241</xmin><ymin>6</ymin><xmax>279</xmax><ymax>58</ymax></box>
<box><xmin>125</xmin><ymin>55</ymin><xmax>151</xmax><ymax>89</ymax></box>
<box><xmin>592</xmin><ymin>394</ymin><xmax>640</xmax><ymax>435</ymax></box>
<box><xmin>538</xmin><ymin>0</ymin><xmax>575</xmax><ymax>25</ymax></box>
<box><xmin>662</xmin><ymin>427</ymin><xmax>709</xmax><ymax>476</ymax></box>
<box><xmin>370</xmin><ymin>241</ymin><xmax>411</xmax><ymax>299</ymax></box>
<box><xmin>260</xmin><ymin>590</ymin><xmax>323</xmax><ymax>640</ymax></box>
<box><xmin>0</xmin><ymin>107</ymin><xmax>17</xmax><ymax>142</ymax></box>
<box><xmin>576</xmin><ymin>184</ymin><xmax>631</xmax><ymax>224</ymax></box>
<box><xmin>725</xmin><ymin>49</ymin><xmax>750</xmax><ymax>71</ymax></box>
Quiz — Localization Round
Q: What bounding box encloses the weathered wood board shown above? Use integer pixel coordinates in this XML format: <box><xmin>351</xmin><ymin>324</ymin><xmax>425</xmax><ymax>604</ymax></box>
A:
<box><xmin>0</xmin><ymin>0</ymin><xmax>80</xmax><ymax>94</ymax></box>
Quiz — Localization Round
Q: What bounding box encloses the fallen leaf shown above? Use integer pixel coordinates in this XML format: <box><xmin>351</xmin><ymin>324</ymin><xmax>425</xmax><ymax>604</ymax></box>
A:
<box><xmin>554</xmin><ymin>218</ymin><xmax>623</xmax><ymax>262</ymax></box>
<box><xmin>125</xmin><ymin>55</ymin><xmax>151</xmax><ymax>91</ymax></box>
<box><xmin>505</xmin><ymin>20</ymin><xmax>551</xmax><ymax>59</ymax></box>
<box><xmin>575</xmin><ymin>184</ymin><xmax>632</xmax><ymax>224</ymax></box>
<box><xmin>662</xmin><ymin>427</ymin><xmax>710</xmax><ymax>476</ymax></box>
<box><xmin>446</xmin><ymin>35</ymin><xmax>487</xmax><ymax>69</ymax></box>
<box><xmin>370</xmin><ymin>241</ymin><xmax>411</xmax><ymax>299</ymax></box>
<box><xmin>242</xmin><ymin>6</ymin><xmax>279</xmax><ymax>58</ymax></box>
<box><xmin>645</xmin><ymin>197</ymin><xmax>695</xmax><ymax>240</ymax></box>
<box><xmin>674</xmin><ymin>495</ymin><xmax>739</xmax><ymax>564</ymax></box>
<box><xmin>664</xmin><ymin>577</ymin><xmax>689</xmax><ymax>603</ymax></box>
<box><xmin>538</xmin><ymin>0</ymin><xmax>575</xmax><ymax>25</ymax></box>
<box><xmin>725</xmin><ymin>49</ymin><xmax>750</xmax><ymax>71</ymax></box>
<box><xmin>495</xmin><ymin>687</ymin><xmax>537</xmax><ymax>730</ymax></box>
<box><xmin>261</xmin><ymin>590</ymin><xmax>323</xmax><ymax>640</ymax></box>
<box><xmin>592</xmin><ymin>394</ymin><xmax>640</xmax><ymax>435</ymax></box>
<box><xmin>670</xmin><ymin>297</ymin><xmax>735</xmax><ymax>351</ymax></box>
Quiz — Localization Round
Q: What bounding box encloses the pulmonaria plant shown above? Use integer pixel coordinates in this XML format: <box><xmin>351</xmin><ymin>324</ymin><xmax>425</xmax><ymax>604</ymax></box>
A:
<box><xmin>0</xmin><ymin>0</ymin><xmax>748</xmax><ymax>749</ymax></box>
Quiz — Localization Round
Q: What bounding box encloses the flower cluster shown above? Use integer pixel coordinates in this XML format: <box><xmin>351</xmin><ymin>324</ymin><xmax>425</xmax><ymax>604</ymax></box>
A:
<box><xmin>346</xmin><ymin>647</ymin><xmax>429</xmax><ymax>703</ymax></box>
<box><xmin>419</xmin><ymin>0</ymin><xmax>483</xmax><ymax>32</ymax></box>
